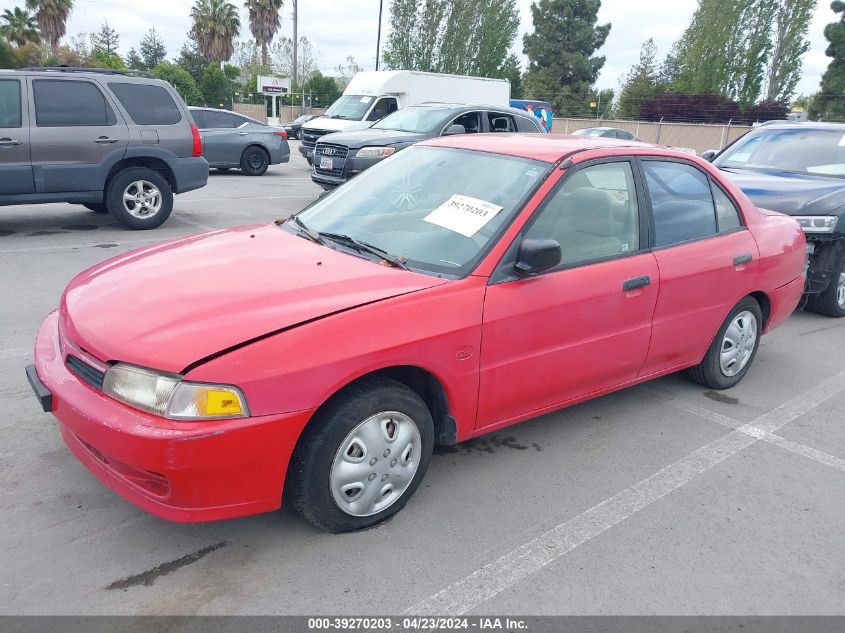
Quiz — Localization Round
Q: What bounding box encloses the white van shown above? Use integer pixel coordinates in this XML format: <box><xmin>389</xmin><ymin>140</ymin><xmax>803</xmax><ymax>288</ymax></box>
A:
<box><xmin>298</xmin><ymin>70</ymin><xmax>510</xmax><ymax>163</ymax></box>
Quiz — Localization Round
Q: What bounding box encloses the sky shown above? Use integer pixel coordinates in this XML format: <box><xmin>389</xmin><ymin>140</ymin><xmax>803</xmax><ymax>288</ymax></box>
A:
<box><xmin>0</xmin><ymin>0</ymin><xmax>837</xmax><ymax>97</ymax></box>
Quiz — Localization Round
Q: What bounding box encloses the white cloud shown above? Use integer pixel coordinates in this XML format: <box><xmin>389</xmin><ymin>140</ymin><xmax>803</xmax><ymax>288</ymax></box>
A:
<box><xmin>0</xmin><ymin>0</ymin><xmax>836</xmax><ymax>97</ymax></box>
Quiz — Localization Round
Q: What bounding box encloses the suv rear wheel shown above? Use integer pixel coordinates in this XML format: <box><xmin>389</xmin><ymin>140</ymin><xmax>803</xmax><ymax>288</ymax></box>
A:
<box><xmin>240</xmin><ymin>146</ymin><xmax>269</xmax><ymax>176</ymax></box>
<box><xmin>105</xmin><ymin>167</ymin><xmax>173</xmax><ymax>230</ymax></box>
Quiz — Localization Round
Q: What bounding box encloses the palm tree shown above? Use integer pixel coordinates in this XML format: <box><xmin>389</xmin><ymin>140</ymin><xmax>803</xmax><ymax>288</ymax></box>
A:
<box><xmin>190</xmin><ymin>0</ymin><xmax>241</xmax><ymax>64</ymax></box>
<box><xmin>1</xmin><ymin>7</ymin><xmax>40</xmax><ymax>47</ymax></box>
<box><xmin>24</xmin><ymin>0</ymin><xmax>72</xmax><ymax>56</ymax></box>
<box><xmin>244</xmin><ymin>0</ymin><xmax>282</xmax><ymax>67</ymax></box>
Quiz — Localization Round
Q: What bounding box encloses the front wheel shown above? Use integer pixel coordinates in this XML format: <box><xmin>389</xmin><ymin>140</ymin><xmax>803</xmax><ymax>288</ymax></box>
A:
<box><xmin>687</xmin><ymin>296</ymin><xmax>763</xmax><ymax>390</ymax></box>
<box><xmin>240</xmin><ymin>146</ymin><xmax>269</xmax><ymax>176</ymax></box>
<box><xmin>807</xmin><ymin>250</ymin><xmax>845</xmax><ymax>318</ymax></box>
<box><xmin>286</xmin><ymin>379</ymin><xmax>434</xmax><ymax>532</ymax></box>
<box><xmin>105</xmin><ymin>167</ymin><xmax>173</xmax><ymax>230</ymax></box>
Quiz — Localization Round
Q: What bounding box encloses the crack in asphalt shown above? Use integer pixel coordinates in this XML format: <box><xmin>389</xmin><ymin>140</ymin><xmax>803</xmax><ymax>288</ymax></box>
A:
<box><xmin>105</xmin><ymin>541</ymin><xmax>229</xmax><ymax>591</ymax></box>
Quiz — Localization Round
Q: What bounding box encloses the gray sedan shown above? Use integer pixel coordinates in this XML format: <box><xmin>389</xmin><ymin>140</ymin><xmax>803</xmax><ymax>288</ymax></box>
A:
<box><xmin>189</xmin><ymin>107</ymin><xmax>290</xmax><ymax>176</ymax></box>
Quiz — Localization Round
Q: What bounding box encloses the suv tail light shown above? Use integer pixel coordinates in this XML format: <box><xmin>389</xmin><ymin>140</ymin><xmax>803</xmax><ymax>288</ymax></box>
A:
<box><xmin>191</xmin><ymin>123</ymin><xmax>202</xmax><ymax>157</ymax></box>
<box><xmin>274</xmin><ymin>130</ymin><xmax>288</xmax><ymax>140</ymax></box>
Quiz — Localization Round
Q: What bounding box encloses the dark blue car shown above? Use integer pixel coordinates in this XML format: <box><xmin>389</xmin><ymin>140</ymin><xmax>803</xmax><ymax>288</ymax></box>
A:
<box><xmin>711</xmin><ymin>122</ymin><xmax>845</xmax><ymax>317</ymax></box>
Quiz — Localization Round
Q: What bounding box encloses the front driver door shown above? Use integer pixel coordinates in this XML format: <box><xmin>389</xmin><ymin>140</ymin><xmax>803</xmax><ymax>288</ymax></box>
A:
<box><xmin>0</xmin><ymin>77</ymin><xmax>33</xmax><ymax>194</ymax></box>
<box><xmin>477</xmin><ymin>159</ymin><xmax>659</xmax><ymax>430</ymax></box>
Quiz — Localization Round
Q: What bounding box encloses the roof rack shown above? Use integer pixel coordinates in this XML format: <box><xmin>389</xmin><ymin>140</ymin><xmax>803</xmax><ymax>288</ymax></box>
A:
<box><xmin>17</xmin><ymin>66</ymin><xmax>155</xmax><ymax>79</ymax></box>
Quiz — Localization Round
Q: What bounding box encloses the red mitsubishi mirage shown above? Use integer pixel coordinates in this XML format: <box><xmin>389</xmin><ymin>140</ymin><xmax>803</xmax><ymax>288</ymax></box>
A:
<box><xmin>27</xmin><ymin>135</ymin><xmax>806</xmax><ymax>532</ymax></box>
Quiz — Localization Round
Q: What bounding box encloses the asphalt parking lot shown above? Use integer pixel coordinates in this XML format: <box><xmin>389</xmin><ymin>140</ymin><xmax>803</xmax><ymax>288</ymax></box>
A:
<box><xmin>1</xmin><ymin>142</ymin><xmax>844</xmax><ymax>615</ymax></box>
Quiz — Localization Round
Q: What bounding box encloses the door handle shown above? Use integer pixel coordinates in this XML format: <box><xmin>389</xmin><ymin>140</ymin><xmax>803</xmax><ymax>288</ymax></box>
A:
<box><xmin>622</xmin><ymin>275</ymin><xmax>651</xmax><ymax>291</ymax></box>
<box><xmin>0</xmin><ymin>138</ymin><xmax>22</xmax><ymax>146</ymax></box>
<box><xmin>93</xmin><ymin>136</ymin><xmax>119</xmax><ymax>144</ymax></box>
<box><xmin>733</xmin><ymin>253</ymin><xmax>753</xmax><ymax>266</ymax></box>
<box><xmin>237</xmin><ymin>132</ymin><xmax>248</xmax><ymax>136</ymax></box>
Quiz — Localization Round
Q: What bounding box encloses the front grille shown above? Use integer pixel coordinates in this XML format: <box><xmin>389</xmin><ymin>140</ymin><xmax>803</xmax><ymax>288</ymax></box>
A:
<box><xmin>314</xmin><ymin>143</ymin><xmax>349</xmax><ymax>178</ymax></box>
<box><xmin>66</xmin><ymin>354</ymin><xmax>105</xmax><ymax>391</ymax></box>
<box><xmin>302</xmin><ymin>128</ymin><xmax>331</xmax><ymax>148</ymax></box>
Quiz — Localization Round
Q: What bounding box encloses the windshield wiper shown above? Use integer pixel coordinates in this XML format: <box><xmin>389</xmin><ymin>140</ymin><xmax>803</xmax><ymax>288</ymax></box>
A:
<box><xmin>288</xmin><ymin>215</ymin><xmax>325</xmax><ymax>245</ymax></box>
<box><xmin>318</xmin><ymin>232</ymin><xmax>411</xmax><ymax>270</ymax></box>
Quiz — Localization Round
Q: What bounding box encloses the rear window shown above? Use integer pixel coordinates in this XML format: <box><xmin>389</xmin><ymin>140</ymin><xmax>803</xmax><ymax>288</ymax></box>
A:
<box><xmin>33</xmin><ymin>80</ymin><xmax>116</xmax><ymax>127</ymax></box>
<box><xmin>108</xmin><ymin>83</ymin><xmax>182</xmax><ymax>125</ymax></box>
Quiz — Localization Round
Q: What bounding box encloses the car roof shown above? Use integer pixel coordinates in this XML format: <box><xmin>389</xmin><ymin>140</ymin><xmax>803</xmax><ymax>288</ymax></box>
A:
<box><xmin>750</xmin><ymin>121</ymin><xmax>845</xmax><ymax>132</ymax></box>
<box><xmin>420</xmin><ymin>133</ymin><xmax>659</xmax><ymax>163</ymax></box>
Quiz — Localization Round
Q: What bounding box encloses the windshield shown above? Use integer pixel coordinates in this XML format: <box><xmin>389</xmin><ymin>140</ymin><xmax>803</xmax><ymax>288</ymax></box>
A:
<box><xmin>573</xmin><ymin>129</ymin><xmax>603</xmax><ymax>137</ymax></box>
<box><xmin>372</xmin><ymin>107</ymin><xmax>453</xmax><ymax>133</ymax></box>
<box><xmin>323</xmin><ymin>95</ymin><xmax>375</xmax><ymax>120</ymax></box>
<box><xmin>715</xmin><ymin>128</ymin><xmax>845</xmax><ymax>177</ymax></box>
<box><xmin>287</xmin><ymin>146</ymin><xmax>550</xmax><ymax>277</ymax></box>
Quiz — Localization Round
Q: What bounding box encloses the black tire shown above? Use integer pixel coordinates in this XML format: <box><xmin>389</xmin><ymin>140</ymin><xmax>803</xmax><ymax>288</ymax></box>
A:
<box><xmin>687</xmin><ymin>296</ymin><xmax>763</xmax><ymax>390</ymax></box>
<box><xmin>286</xmin><ymin>378</ymin><xmax>434</xmax><ymax>532</ymax></box>
<box><xmin>806</xmin><ymin>249</ymin><xmax>845</xmax><ymax>318</ymax></box>
<box><xmin>105</xmin><ymin>167</ymin><xmax>173</xmax><ymax>230</ymax></box>
<box><xmin>240</xmin><ymin>146</ymin><xmax>269</xmax><ymax>176</ymax></box>
<box><xmin>83</xmin><ymin>203</ymin><xmax>108</xmax><ymax>213</ymax></box>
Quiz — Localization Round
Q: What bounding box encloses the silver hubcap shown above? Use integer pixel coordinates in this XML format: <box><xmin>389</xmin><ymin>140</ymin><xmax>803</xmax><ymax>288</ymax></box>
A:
<box><xmin>330</xmin><ymin>411</ymin><xmax>421</xmax><ymax>517</ymax></box>
<box><xmin>122</xmin><ymin>180</ymin><xmax>162</xmax><ymax>218</ymax></box>
<box><xmin>836</xmin><ymin>271</ymin><xmax>845</xmax><ymax>309</ymax></box>
<box><xmin>720</xmin><ymin>310</ymin><xmax>758</xmax><ymax>377</ymax></box>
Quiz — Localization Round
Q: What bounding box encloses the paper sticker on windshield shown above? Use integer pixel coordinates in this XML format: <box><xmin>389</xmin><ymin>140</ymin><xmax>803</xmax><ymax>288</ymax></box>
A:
<box><xmin>360</xmin><ymin>96</ymin><xmax>373</xmax><ymax>103</ymax></box>
<box><xmin>423</xmin><ymin>195</ymin><xmax>503</xmax><ymax>237</ymax></box>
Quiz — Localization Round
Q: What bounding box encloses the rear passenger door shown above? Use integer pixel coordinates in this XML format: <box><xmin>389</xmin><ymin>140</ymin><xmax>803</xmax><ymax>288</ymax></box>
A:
<box><xmin>639</xmin><ymin>158</ymin><xmax>759</xmax><ymax>376</ymax></box>
<box><xmin>199</xmin><ymin>110</ymin><xmax>242</xmax><ymax>166</ymax></box>
<box><xmin>486</xmin><ymin>112</ymin><xmax>517</xmax><ymax>133</ymax></box>
<box><xmin>28</xmin><ymin>78</ymin><xmax>129</xmax><ymax>193</ymax></box>
<box><xmin>0</xmin><ymin>77</ymin><xmax>33</xmax><ymax>194</ymax></box>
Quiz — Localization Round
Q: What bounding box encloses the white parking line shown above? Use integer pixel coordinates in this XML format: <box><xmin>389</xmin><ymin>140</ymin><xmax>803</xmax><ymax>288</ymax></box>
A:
<box><xmin>405</xmin><ymin>372</ymin><xmax>845</xmax><ymax>615</ymax></box>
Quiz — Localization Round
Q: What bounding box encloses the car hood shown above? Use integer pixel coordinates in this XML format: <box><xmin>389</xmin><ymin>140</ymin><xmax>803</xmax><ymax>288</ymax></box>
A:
<box><xmin>319</xmin><ymin>128</ymin><xmax>427</xmax><ymax>149</ymax></box>
<box><xmin>302</xmin><ymin>118</ymin><xmax>372</xmax><ymax>133</ymax></box>
<box><xmin>60</xmin><ymin>224</ymin><xmax>447</xmax><ymax>373</ymax></box>
<box><xmin>719</xmin><ymin>167</ymin><xmax>845</xmax><ymax>217</ymax></box>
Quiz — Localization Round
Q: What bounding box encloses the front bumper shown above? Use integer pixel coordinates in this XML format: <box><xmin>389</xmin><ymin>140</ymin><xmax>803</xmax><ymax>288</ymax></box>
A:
<box><xmin>31</xmin><ymin>311</ymin><xmax>314</xmax><ymax>522</ymax></box>
<box><xmin>299</xmin><ymin>144</ymin><xmax>314</xmax><ymax>160</ymax></box>
<box><xmin>310</xmin><ymin>155</ymin><xmax>383</xmax><ymax>188</ymax></box>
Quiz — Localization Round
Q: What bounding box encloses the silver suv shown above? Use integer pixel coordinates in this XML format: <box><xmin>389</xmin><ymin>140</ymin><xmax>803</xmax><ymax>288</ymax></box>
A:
<box><xmin>0</xmin><ymin>67</ymin><xmax>208</xmax><ymax>230</ymax></box>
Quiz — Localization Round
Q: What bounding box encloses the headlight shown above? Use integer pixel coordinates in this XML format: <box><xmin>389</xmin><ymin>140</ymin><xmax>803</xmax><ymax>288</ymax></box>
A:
<box><xmin>794</xmin><ymin>216</ymin><xmax>838</xmax><ymax>233</ymax></box>
<box><xmin>102</xmin><ymin>363</ymin><xmax>248</xmax><ymax>420</ymax></box>
<box><xmin>356</xmin><ymin>146</ymin><xmax>396</xmax><ymax>158</ymax></box>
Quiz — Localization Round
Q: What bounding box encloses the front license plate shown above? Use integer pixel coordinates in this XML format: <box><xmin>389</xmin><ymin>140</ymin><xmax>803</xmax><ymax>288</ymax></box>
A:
<box><xmin>319</xmin><ymin>156</ymin><xmax>333</xmax><ymax>170</ymax></box>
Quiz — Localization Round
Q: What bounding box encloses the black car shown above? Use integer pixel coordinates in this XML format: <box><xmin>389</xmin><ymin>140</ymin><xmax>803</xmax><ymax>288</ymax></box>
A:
<box><xmin>709</xmin><ymin>122</ymin><xmax>845</xmax><ymax>317</ymax></box>
<box><xmin>310</xmin><ymin>103</ymin><xmax>546</xmax><ymax>189</ymax></box>
<box><xmin>284</xmin><ymin>114</ymin><xmax>317</xmax><ymax>140</ymax></box>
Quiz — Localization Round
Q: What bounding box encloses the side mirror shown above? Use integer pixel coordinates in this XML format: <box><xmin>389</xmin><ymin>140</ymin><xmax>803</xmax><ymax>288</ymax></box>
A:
<box><xmin>443</xmin><ymin>124</ymin><xmax>466</xmax><ymax>136</ymax></box>
<box><xmin>699</xmin><ymin>149</ymin><xmax>718</xmax><ymax>162</ymax></box>
<box><xmin>514</xmin><ymin>239</ymin><xmax>561</xmax><ymax>276</ymax></box>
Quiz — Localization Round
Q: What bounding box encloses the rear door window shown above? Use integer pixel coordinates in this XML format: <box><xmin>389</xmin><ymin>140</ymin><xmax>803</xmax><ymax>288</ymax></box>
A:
<box><xmin>33</xmin><ymin>80</ymin><xmax>116</xmax><ymax>127</ymax></box>
<box><xmin>190</xmin><ymin>109</ymin><xmax>206</xmax><ymax>128</ymax></box>
<box><xmin>108</xmin><ymin>83</ymin><xmax>182</xmax><ymax>125</ymax></box>
<box><xmin>204</xmin><ymin>110</ymin><xmax>238</xmax><ymax>128</ymax></box>
<box><xmin>0</xmin><ymin>80</ymin><xmax>22</xmax><ymax>128</ymax></box>
<box><xmin>515</xmin><ymin>115</ymin><xmax>540</xmax><ymax>133</ymax></box>
<box><xmin>711</xmin><ymin>183</ymin><xmax>742</xmax><ymax>232</ymax></box>
<box><xmin>488</xmin><ymin>113</ymin><xmax>516</xmax><ymax>132</ymax></box>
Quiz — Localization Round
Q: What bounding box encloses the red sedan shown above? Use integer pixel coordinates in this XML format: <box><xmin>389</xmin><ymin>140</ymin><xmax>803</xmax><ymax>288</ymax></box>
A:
<box><xmin>28</xmin><ymin>135</ymin><xmax>805</xmax><ymax>532</ymax></box>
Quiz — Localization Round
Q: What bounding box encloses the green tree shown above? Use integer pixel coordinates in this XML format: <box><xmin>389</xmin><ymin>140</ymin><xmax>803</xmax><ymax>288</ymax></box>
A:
<box><xmin>617</xmin><ymin>38</ymin><xmax>662</xmax><ymax>119</ymax></box>
<box><xmin>91</xmin><ymin>49</ymin><xmax>125</xmax><ymax>69</ymax></box>
<box><xmin>244</xmin><ymin>0</ymin><xmax>282</xmax><ymax>67</ymax></box>
<box><xmin>190</xmin><ymin>0</ymin><xmax>240</xmax><ymax>63</ymax></box>
<box><xmin>523</xmin><ymin>0</ymin><xmax>611</xmax><ymax>116</ymax></box>
<box><xmin>334</xmin><ymin>55</ymin><xmax>363</xmax><ymax>89</ymax></box>
<box><xmin>304</xmin><ymin>71</ymin><xmax>341</xmax><ymax>105</ymax></box>
<box><xmin>140</xmin><ymin>27</ymin><xmax>167</xmax><ymax>70</ymax></box>
<box><xmin>24</xmin><ymin>0</ymin><xmax>73</xmax><ymax>56</ymax></box>
<box><xmin>125</xmin><ymin>47</ymin><xmax>144</xmax><ymax>70</ymax></box>
<box><xmin>270</xmin><ymin>35</ymin><xmax>317</xmax><ymax>82</ymax></box>
<box><xmin>499</xmin><ymin>52</ymin><xmax>523</xmax><ymax>98</ymax></box>
<box><xmin>93</xmin><ymin>19</ymin><xmax>118</xmax><ymax>56</ymax></box>
<box><xmin>153</xmin><ymin>61</ymin><xmax>204</xmax><ymax>105</ymax></box>
<box><xmin>815</xmin><ymin>1</ymin><xmax>845</xmax><ymax>121</ymax></box>
<box><xmin>1</xmin><ymin>7</ymin><xmax>40</xmax><ymax>47</ymax></box>
<box><xmin>201</xmin><ymin>62</ymin><xmax>231</xmax><ymax>106</ymax></box>
<box><xmin>383</xmin><ymin>0</ymin><xmax>520</xmax><ymax>76</ymax></box>
<box><xmin>175</xmin><ymin>35</ymin><xmax>207</xmax><ymax>84</ymax></box>
<box><xmin>765</xmin><ymin>0</ymin><xmax>816</xmax><ymax>101</ymax></box>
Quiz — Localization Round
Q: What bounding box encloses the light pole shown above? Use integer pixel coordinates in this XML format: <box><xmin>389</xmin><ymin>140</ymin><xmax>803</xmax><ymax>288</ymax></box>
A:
<box><xmin>376</xmin><ymin>0</ymin><xmax>384</xmax><ymax>71</ymax></box>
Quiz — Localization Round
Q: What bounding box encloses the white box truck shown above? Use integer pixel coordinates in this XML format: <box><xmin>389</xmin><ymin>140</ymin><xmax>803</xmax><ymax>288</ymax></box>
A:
<box><xmin>298</xmin><ymin>70</ymin><xmax>510</xmax><ymax>164</ymax></box>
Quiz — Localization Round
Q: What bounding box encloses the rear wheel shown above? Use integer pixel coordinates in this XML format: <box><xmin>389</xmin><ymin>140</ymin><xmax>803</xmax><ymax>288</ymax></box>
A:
<box><xmin>240</xmin><ymin>146</ymin><xmax>269</xmax><ymax>176</ymax></box>
<box><xmin>807</xmin><ymin>250</ymin><xmax>845</xmax><ymax>318</ymax></box>
<box><xmin>286</xmin><ymin>379</ymin><xmax>434</xmax><ymax>532</ymax></box>
<box><xmin>105</xmin><ymin>167</ymin><xmax>173</xmax><ymax>230</ymax></box>
<box><xmin>687</xmin><ymin>296</ymin><xmax>762</xmax><ymax>389</ymax></box>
